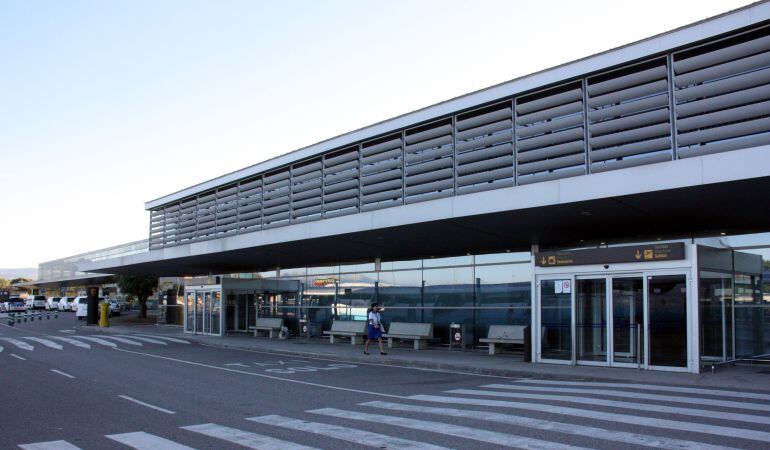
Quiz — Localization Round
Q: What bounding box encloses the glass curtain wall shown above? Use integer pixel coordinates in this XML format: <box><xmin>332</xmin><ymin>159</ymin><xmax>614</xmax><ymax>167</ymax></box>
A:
<box><xmin>245</xmin><ymin>252</ymin><xmax>532</xmax><ymax>345</ymax></box>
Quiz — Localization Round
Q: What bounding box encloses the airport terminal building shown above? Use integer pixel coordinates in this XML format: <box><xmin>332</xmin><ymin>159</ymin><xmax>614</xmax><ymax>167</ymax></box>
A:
<box><xmin>86</xmin><ymin>3</ymin><xmax>770</xmax><ymax>373</ymax></box>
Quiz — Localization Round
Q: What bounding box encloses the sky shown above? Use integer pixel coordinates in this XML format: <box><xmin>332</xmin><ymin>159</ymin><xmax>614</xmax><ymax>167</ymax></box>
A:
<box><xmin>0</xmin><ymin>0</ymin><xmax>756</xmax><ymax>269</ymax></box>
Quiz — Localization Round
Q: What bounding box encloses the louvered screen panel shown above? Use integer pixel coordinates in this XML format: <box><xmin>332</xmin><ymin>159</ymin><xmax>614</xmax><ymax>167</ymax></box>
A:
<box><xmin>515</xmin><ymin>82</ymin><xmax>586</xmax><ymax>184</ymax></box>
<box><xmin>290</xmin><ymin>158</ymin><xmax>323</xmax><ymax>223</ymax></box>
<box><xmin>195</xmin><ymin>191</ymin><xmax>217</xmax><ymax>240</ymax></box>
<box><xmin>149</xmin><ymin>209</ymin><xmax>164</xmax><ymax>249</ymax></box>
<box><xmin>587</xmin><ymin>59</ymin><xmax>672</xmax><ymax>173</ymax></box>
<box><xmin>215</xmin><ymin>184</ymin><xmax>238</xmax><ymax>236</ymax></box>
<box><xmin>404</xmin><ymin>118</ymin><xmax>454</xmax><ymax>203</ymax></box>
<box><xmin>261</xmin><ymin>168</ymin><xmax>291</xmax><ymax>229</ymax></box>
<box><xmin>361</xmin><ymin>134</ymin><xmax>403</xmax><ymax>211</ymax></box>
<box><xmin>455</xmin><ymin>102</ymin><xmax>513</xmax><ymax>194</ymax></box>
<box><xmin>162</xmin><ymin>203</ymin><xmax>180</xmax><ymax>246</ymax></box>
<box><xmin>322</xmin><ymin>147</ymin><xmax>360</xmax><ymax>218</ymax></box>
<box><xmin>674</xmin><ymin>26</ymin><xmax>770</xmax><ymax>158</ymax></box>
<box><xmin>178</xmin><ymin>198</ymin><xmax>198</xmax><ymax>242</ymax></box>
<box><xmin>237</xmin><ymin>177</ymin><xmax>263</xmax><ymax>232</ymax></box>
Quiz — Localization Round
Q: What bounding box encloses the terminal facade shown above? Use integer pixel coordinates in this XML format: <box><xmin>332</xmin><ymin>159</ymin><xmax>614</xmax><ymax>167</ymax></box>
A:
<box><xmin>86</xmin><ymin>3</ymin><xmax>770</xmax><ymax>373</ymax></box>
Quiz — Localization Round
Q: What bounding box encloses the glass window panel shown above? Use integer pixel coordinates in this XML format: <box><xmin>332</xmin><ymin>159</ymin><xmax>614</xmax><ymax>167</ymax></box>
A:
<box><xmin>340</xmin><ymin>262</ymin><xmax>376</xmax><ymax>273</ymax></box>
<box><xmin>475</xmin><ymin>252</ymin><xmax>531</xmax><ymax>265</ymax></box>
<box><xmin>338</xmin><ymin>272</ymin><xmax>377</xmax><ymax>321</ymax></box>
<box><xmin>378</xmin><ymin>270</ymin><xmax>422</xmax><ymax>324</ymax></box>
<box><xmin>303</xmin><ymin>276</ymin><xmax>337</xmax><ymax>332</ymax></box>
<box><xmin>211</xmin><ymin>291</ymin><xmax>221</xmax><ymax>335</ymax></box>
<box><xmin>475</xmin><ymin>264</ymin><xmax>532</xmax><ymax>345</ymax></box>
<box><xmin>540</xmin><ymin>279</ymin><xmax>572</xmax><ymax>360</ymax></box>
<box><xmin>648</xmin><ymin>275</ymin><xmax>687</xmax><ymax>367</ymax></box>
<box><xmin>699</xmin><ymin>270</ymin><xmax>733</xmax><ymax>362</ymax></box>
<box><xmin>379</xmin><ymin>259</ymin><xmax>422</xmax><ymax>271</ymax></box>
<box><xmin>423</xmin><ymin>267</ymin><xmax>474</xmax><ymax>344</ymax></box>
<box><xmin>308</xmin><ymin>265</ymin><xmax>339</xmax><ymax>276</ymax></box>
<box><xmin>423</xmin><ymin>255</ymin><xmax>473</xmax><ymax>268</ymax></box>
<box><xmin>279</xmin><ymin>267</ymin><xmax>307</xmax><ymax>278</ymax></box>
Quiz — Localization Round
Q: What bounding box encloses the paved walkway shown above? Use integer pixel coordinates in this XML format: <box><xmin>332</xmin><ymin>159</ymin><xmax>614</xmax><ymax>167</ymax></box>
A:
<box><xmin>86</xmin><ymin>315</ymin><xmax>770</xmax><ymax>392</ymax></box>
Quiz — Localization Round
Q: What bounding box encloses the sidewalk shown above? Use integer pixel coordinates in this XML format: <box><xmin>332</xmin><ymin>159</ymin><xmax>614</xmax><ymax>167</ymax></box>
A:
<box><xmin>87</xmin><ymin>315</ymin><xmax>770</xmax><ymax>392</ymax></box>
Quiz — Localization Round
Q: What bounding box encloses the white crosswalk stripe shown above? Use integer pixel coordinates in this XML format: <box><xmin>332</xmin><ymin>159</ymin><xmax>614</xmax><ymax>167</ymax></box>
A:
<box><xmin>410</xmin><ymin>394</ymin><xmax>770</xmax><ymax>442</ymax></box>
<box><xmin>133</xmin><ymin>334</ymin><xmax>188</xmax><ymax>344</ymax></box>
<box><xmin>23</xmin><ymin>337</ymin><xmax>63</xmax><ymax>350</ymax></box>
<box><xmin>446</xmin><ymin>388</ymin><xmax>770</xmax><ymax>425</ymax></box>
<box><xmin>246</xmin><ymin>415</ymin><xmax>449</xmax><ymax>450</ymax></box>
<box><xmin>68</xmin><ymin>335</ymin><xmax>117</xmax><ymax>348</ymax></box>
<box><xmin>0</xmin><ymin>345</ymin><xmax>3</xmax><ymax>353</ymax></box>
<box><xmin>98</xmin><ymin>335</ymin><xmax>144</xmax><ymax>346</ymax></box>
<box><xmin>59</xmin><ymin>329</ymin><xmax>76</xmax><ymax>333</ymax></box>
<box><xmin>19</xmin><ymin>440</ymin><xmax>82</xmax><ymax>449</ymax></box>
<box><xmin>105</xmin><ymin>431</ymin><xmax>194</xmax><ymax>450</ymax></box>
<box><xmin>361</xmin><ymin>400</ymin><xmax>731</xmax><ymax>450</ymax></box>
<box><xmin>48</xmin><ymin>336</ymin><xmax>91</xmax><ymax>349</ymax></box>
<box><xmin>511</xmin><ymin>378</ymin><xmax>770</xmax><ymax>401</ymax></box>
<box><xmin>305</xmin><ymin>408</ymin><xmax>591</xmax><ymax>449</ymax></box>
<box><xmin>118</xmin><ymin>335</ymin><xmax>167</xmax><ymax>345</ymax></box>
<box><xmin>182</xmin><ymin>423</ymin><xmax>320</xmax><ymax>450</ymax></box>
<box><xmin>482</xmin><ymin>383</ymin><xmax>770</xmax><ymax>412</ymax></box>
<box><xmin>1</xmin><ymin>337</ymin><xmax>34</xmax><ymax>351</ymax></box>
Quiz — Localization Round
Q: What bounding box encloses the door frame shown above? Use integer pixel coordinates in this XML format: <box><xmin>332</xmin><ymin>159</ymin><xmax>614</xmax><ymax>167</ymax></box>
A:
<box><xmin>183</xmin><ymin>284</ymin><xmax>224</xmax><ymax>337</ymax></box>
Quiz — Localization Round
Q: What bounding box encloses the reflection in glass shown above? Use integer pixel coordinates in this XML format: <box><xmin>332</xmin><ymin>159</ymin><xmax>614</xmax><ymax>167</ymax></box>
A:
<box><xmin>338</xmin><ymin>273</ymin><xmax>377</xmax><ymax>321</ymax></box>
<box><xmin>699</xmin><ymin>271</ymin><xmax>733</xmax><ymax>362</ymax></box>
<box><xmin>540</xmin><ymin>280</ymin><xmax>572</xmax><ymax>360</ymax></box>
<box><xmin>185</xmin><ymin>292</ymin><xmax>194</xmax><ymax>332</ymax></box>
<box><xmin>735</xmin><ymin>272</ymin><xmax>765</xmax><ymax>357</ymax></box>
<box><xmin>378</xmin><ymin>270</ymin><xmax>422</xmax><ymax>324</ymax></box>
<box><xmin>648</xmin><ymin>275</ymin><xmax>687</xmax><ymax>367</ymax></box>
<box><xmin>576</xmin><ymin>279</ymin><xmax>606</xmax><ymax>363</ymax></box>
<box><xmin>423</xmin><ymin>267</ymin><xmax>474</xmax><ymax>343</ymax></box>
<box><xmin>476</xmin><ymin>264</ymin><xmax>531</xmax><ymax>345</ymax></box>
<box><xmin>613</xmin><ymin>278</ymin><xmax>643</xmax><ymax>365</ymax></box>
<box><xmin>211</xmin><ymin>291</ymin><xmax>221</xmax><ymax>335</ymax></box>
<box><xmin>195</xmin><ymin>292</ymin><xmax>203</xmax><ymax>333</ymax></box>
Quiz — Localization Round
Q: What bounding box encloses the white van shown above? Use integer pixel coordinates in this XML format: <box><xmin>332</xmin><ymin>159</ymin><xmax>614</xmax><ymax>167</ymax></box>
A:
<box><xmin>75</xmin><ymin>297</ymin><xmax>108</xmax><ymax>320</ymax></box>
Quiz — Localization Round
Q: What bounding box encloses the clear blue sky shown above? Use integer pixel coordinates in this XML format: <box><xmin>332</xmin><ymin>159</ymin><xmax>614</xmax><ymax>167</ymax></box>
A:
<box><xmin>0</xmin><ymin>0</ymin><xmax>753</xmax><ymax>269</ymax></box>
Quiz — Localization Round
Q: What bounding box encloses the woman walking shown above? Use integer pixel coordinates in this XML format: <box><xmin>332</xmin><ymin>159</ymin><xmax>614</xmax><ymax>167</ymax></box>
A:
<box><xmin>364</xmin><ymin>302</ymin><xmax>387</xmax><ymax>355</ymax></box>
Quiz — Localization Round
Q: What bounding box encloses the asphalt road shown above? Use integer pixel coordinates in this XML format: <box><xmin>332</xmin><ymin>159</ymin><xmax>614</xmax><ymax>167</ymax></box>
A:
<box><xmin>2</xmin><ymin>313</ymin><xmax>770</xmax><ymax>449</ymax></box>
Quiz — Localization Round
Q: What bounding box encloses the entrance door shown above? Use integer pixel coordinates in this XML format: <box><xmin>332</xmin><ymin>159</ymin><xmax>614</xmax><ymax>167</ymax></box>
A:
<box><xmin>202</xmin><ymin>292</ymin><xmax>211</xmax><ymax>334</ymax></box>
<box><xmin>611</xmin><ymin>277</ymin><xmax>644</xmax><ymax>366</ymax></box>
<box><xmin>575</xmin><ymin>278</ymin><xmax>607</xmax><ymax>364</ymax></box>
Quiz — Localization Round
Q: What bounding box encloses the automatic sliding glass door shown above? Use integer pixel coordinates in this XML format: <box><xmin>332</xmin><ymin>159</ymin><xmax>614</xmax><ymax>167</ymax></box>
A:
<box><xmin>612</xmin><ymin>277</ymin><xmax>644</xmax><ymax>366</ymax></box>
<box><xmin>539</xmin><ymin>279</ymin><xmax>573</xmax><ymax>362</ymax></box>
<box><xmin>648</xmin><ymin>275</ymin><xmax>688</xmax><ymax>368</ymax></box>
<box><xmin>576</xmin><ymin>278</ymin><xmax>607</xmax><ymax>364</ymax></box>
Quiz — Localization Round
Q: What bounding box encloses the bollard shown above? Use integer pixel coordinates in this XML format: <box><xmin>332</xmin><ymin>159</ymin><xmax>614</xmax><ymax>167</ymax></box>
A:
<box><xmin>7</xmin><ymin>315</ymin><xmax>13</xmax><ymax>326</ymax></box>
<box><xmin>47</xmin><ymin>312</ymin><xmax>50</xmax><ymax>320</ymax></box>
<box><xmin>54</xmin><ymin>311</ymin><xmax>58</xmax><ymax>319</ymax></box>
<box><xmin>23</xmin><ymin>314</ymin><xmax>27</xmax><ymax>323</ymax></box>
<box><xmin>99</xmin><ymin>303</ymin><xmax>110</xmax><ymax>327</ymax></box>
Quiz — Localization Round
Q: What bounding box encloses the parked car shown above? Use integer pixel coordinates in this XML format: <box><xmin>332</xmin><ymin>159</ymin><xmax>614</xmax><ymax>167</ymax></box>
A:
<box><xmin>76</xmin><ymin>297</ymin><xmax>109</xmax><ymax>320</ymax></box>
<box><xmin>106</xmin><ymin>299</ymin><xmax>122</xmax><ymax>316</ymax></box>
<box><xmin>0</xmin><ymin>303</ymin><xmax>6</xmax><ymax>313</ymax></box>
<box><xmin>6</xmin><ymin>297</ymin><xmax>27</xmax><ymax>312</ymax></box>
<box><xmin>58</xmin><ymin>297</ymin><xmax>76</xmax><ymax>311</ymax></box>
<box><xmin>26</xmin><ymin>295</ymin><xmax>47</xmax><ymax>310</ymax></box>
<box><xmin>46</xmin><ymin>297</ymin><xmax>61</xmax><ymax>311</ymax></box>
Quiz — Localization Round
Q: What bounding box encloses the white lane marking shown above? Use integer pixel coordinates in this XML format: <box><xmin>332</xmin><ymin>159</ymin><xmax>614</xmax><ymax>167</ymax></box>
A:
<box><xmin>134</xmin><ymin>334</ymin><xmax>188</xmax><ymax>344</ymax></box>
<box><xmin>47</xmin><ymin>336</ymin><xmax>91</xmax><ymax>349</ymax></box>
<box><xmin>105</xmin><ymin>431</ymin><xmax>193</xmax><ymax>450</ymax></box>
<box><xmin>306</xmin><ymin>408</ymin><xmax>589</xmax><ymax>450</ymax></box>
<box><xmin>363</xmin><ymin>400</ymin><xmax>732</xmax><ymax>450</ymax></box>
<box><xmin>247</xmin><ymin>415</ymin><xmax>449</xmax><ymax>450</ymax></box>
<box><xmin>447</xmin><ymin>388</ymin><xmax>770</xmax><ymax>425</ymax></box>
<box><xmin>23</xmin><ymin>337</ymin><xmax>63</xmax><ymax>350</ymax></box>
<box><xmin>483</xmin><ymin>383</ymin><xmax>770</xmax><ymax>412</ymax></box>
<box><xmin>117</xmin><ymin>335</ymin><xmax>166</xmax><ymax>345</ymax></box>
<box><xmin>70</xmin><ymin>336</ymin><xmax>117</xmax><ymax>347</ymax></box>
<box><xmin>410</xmin><ymin>394</ymin><xmax>770</xmax><ymax>443</ymax></box>
<box><xmin>10</xmin><ymin>353</ymin><xmax>26</xmax><ymax>360</ymax></box>
<box><xmin>0</xmin><ymin>345</ymin><xmax>3</xmax><ymax>353</ymax></box>
<box><xmin>1</xmin><ymin>337</ymin><xmax>34</xmax><ymax>351</ymax></box>
<box><xmin>59</xmin><ymin>329</ymin><xmax>76</xmax><ymax>333</ymax></box>
<box><xmin>182</xmin><ymin>423</ymin><xmax>320</xmax><ymax>450</ymax></box>
<box><xmin>511</xmin><ymin>379</ymin><xmax>770</xmax><ymax>402</ymax></box>
<box><xmin>118</xmin><ymin>395</ymin><xmax>175</xmax><ymax>414</ymax></box>
<box><xmin>51</xmin><ymin>369</ymin><xmax>75</xmax><ymax>379</ymax></box>
<box><xmin>19</xmin><ymin>440</ymin><xmax>83</xmax><ymax>449</ymax></box>
<box><xmin>98</xmin><ymin>336</ymin><xmax>143</xmax><ymax>346</ymax></box>
<box><xmin>113</xmin><ymin>347</ymin><xmax>404</xmax><ymax>399</ymax></box>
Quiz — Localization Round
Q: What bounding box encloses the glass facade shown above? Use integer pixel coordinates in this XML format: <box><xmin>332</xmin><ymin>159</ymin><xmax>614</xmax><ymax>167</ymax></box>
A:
<box><xmin>232</xmin><ymin>253</ymin><xmax>532</xmax><ymax>346</ymax></box>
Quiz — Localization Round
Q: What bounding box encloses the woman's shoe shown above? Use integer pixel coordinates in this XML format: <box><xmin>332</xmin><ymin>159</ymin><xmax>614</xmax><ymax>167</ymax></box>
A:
<box><xmin>363</xmin><ymin>350</ymin><xmax>370</xmax><ymax>355</ymax></box>
<box><xmin>380</xmin><ymin>352</ymin><xmax>388</xmax><ymax>355</ymax></box>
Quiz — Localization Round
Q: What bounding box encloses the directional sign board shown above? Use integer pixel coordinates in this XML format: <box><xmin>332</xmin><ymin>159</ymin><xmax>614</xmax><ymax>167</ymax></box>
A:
<box><xmin>535</xmin><ymin>243</ymin><xmax>685</xmax><ymax>267</ymax></box>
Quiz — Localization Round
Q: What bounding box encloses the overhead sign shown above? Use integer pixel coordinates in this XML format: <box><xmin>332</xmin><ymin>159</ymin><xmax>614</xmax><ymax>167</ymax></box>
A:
<box><xmin>535</xmin><ymin>242</ymin><xmax>685</xmax><ymax>267</ymax></box>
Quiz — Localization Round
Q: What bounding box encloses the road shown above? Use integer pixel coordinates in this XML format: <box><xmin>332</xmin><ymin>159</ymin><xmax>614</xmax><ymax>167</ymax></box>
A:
<box><xmin>1</xmin><ymin>312</ymin><xmax>770</xmax><ymax>449</ymax></box>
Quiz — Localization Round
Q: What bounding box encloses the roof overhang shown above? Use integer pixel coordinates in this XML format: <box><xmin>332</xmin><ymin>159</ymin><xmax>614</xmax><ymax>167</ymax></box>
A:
<box><xmin>14</xmin><ymin>274</ymin><xmax>116</xmax><ymax>289</ymax></box>
<box><xmin>87</xmin><ymin>146</ymin><xmax>770</xmax><ymax>277</ymax></box>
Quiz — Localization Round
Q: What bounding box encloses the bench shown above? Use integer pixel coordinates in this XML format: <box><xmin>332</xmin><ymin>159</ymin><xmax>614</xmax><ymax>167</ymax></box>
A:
<box><xmin>252</xmin><ymin>318</ymin><xmax>284</xmax><ymax>338</ymax></box>
<box><xmin>323</xmin><ymin>320</ymin><xmax>367</xmax><ymax>345</ymax></box>
<box><xmin>479</xmin><ymin>325</ymin><xmax>530</xmax><ymax>359</ymax></box>
<box><xmin>382</xmin><ymin>322</ymin><xmax>433</xmax><ymax>350</ymax></box>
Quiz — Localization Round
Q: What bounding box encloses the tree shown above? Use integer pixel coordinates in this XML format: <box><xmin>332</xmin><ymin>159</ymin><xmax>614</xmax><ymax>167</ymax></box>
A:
<box><xmin>115</xmin><ymin>275</ymin><xmax>158</xmax><ymax>319</ymax></box>
<box><xmin>0</xmin><ymin>277</ymin><xmax>9</xmax><ymax>288</ymax></box>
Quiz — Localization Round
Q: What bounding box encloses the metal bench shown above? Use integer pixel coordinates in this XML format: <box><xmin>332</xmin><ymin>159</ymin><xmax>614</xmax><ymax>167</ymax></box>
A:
<box><xmin>323</xmin><ymin>320</ymin><xmax>367</xmax><ymax>345</ymax></box>
<box><xmin>382</xmin><ymin>322</ymin><xmax>433</xmax><ymax>350</ymax></box>
<box><xmin>479</xmin><ymin>325</ymin><xmax>530</xmax><ymax>358</ymax></box>
<box><xmin>252</xmin><ymin>317</ymin><xmax>284</xmax><ymax>338</ymax></box>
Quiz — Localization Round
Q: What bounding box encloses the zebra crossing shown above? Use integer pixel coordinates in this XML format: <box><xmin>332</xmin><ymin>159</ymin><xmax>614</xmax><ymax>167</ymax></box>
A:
<box><xmin>15</xmin><ymin>376</ymin><xmax>770</xmax><ymax>449</ymax></box>
<box><xmin>0</xmin><ymin>334</ymin><xmax>187</xmax><ymax>352</ymax></box>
